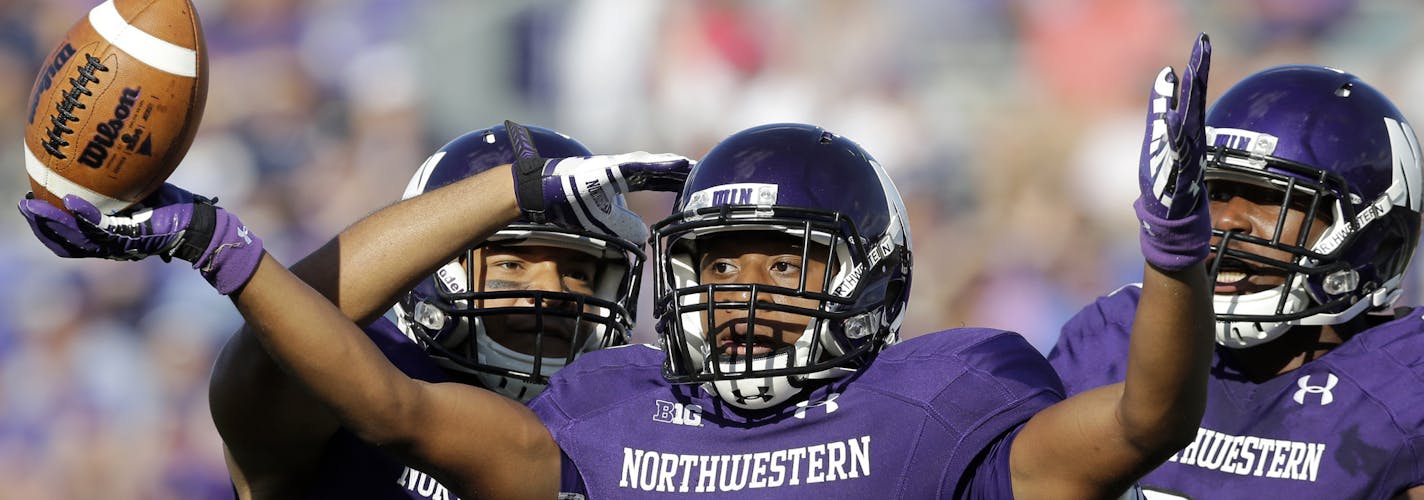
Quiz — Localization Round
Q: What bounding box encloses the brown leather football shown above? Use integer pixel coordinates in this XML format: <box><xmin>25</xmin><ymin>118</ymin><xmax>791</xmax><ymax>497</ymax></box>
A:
<box><xmin>23</xmin><ymin>0</ymin><xmax>207</xmax><ymax>214</ymax></box>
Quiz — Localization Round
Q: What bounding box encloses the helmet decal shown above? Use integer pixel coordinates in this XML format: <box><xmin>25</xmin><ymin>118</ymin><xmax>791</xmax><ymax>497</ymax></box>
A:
<box><xmin>1384</xmin><ymin>117</ymin><xmax>1422</xmax><ymax>212</ymax></box>
<box><xmin>1206</xmin><ymin>127</ymin><xmax>1280</xmax><ymax>156</ymax></box>
<box><xmin>683</xmin><ymin>183</ymin><xmax>779</xmax><ymax>210</ymax></box>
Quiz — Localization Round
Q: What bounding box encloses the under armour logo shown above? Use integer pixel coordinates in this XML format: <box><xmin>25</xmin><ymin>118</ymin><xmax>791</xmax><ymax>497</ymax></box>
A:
<box><xmin>732</xmin><ymin>386</ymin><xmax>773</xmax><ymax>405</ymax></box>
<box><xmin>794</xmin><ymin>392</ymin><xmax>841</xmax><ymax>419</ymax></box>
<box><xmin>1293</xmin><ymin>373</ymin><xmax>1338</xmax><ymax>406</ymax></box>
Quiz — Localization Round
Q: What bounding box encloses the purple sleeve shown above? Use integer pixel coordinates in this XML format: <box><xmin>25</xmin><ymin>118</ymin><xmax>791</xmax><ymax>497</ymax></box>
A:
<box><xmin>557</xmin><ymin>449</ymin><xmax>588</xmax><ymax>496</ymax></box>
<box><xmin>961</xmin><ymin>424</ymin><xmax>1145</xmax><ymax>500</ymax></box>
<box><xmin>1047</xmin><ymin>286</ymin><xmax>1139</xmax><ymax>396</ymax></box>
<box><xmin>918</xmin><ymin>330</ymin><xmax>1062</xmax><ymax>493</ymax></box>
<box><xmin>526</xmin><ymin>391</ymin><xmax>578</xmax><ymax>492</ymax></box>
<box><xmin>959</xmin><ymin>423</ymin><xmax>1024</xmax><ymax>499</ymax></box>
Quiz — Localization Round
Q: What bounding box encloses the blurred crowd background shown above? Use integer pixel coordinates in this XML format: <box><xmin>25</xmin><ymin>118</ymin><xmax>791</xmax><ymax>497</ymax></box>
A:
<box><xmin>3</xmin><ymin>0</ymin><xmax>1424</xmax><ymax>497</ymax></box>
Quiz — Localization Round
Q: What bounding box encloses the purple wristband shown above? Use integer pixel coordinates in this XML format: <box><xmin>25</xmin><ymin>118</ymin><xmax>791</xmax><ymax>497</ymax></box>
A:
<box><xmin>193</xmin><ymin>206</ymin><xmax>264</xmax><ymax>295</ymax></box>
<box><xmin>1134</xmin><ymin>197</ymin><xmax>1210</xmax><ymax>271</ymax></box>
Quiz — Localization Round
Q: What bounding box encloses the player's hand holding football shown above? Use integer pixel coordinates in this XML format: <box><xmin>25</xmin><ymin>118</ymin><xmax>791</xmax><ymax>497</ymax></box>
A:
<box><xmin>18</xmin><ymin>185</ymin><xmax>263</xmax><ymax>295</ymax></box>
<box><xmin>1136</xmin><ymin>33</ymin><xmax>1212</xmax><ymax>271</ymax></box>
<box><xmin>505</xmin><ymin>120</ymin><xmax>691</xmax><ymax>243</ymax></box>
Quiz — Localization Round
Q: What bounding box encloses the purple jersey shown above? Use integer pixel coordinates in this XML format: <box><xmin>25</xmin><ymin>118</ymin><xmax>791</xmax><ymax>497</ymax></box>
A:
<box><xmin>529</xmin><ymin>328</ymin><xmax>1064</xmax><ymax>498</ymax></box>
<box><xmin>1049</xmin><ymin>285</ymin><xmax>1424</xmax><ymax>499</ymax></box>
<box><xmin>302</xmin><ymin>317</ymin><xmax>464</xmax><ymax>500</ymax></box>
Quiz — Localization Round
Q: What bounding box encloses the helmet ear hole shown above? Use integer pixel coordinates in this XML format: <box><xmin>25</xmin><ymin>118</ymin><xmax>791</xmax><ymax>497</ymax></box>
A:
<box><xmin>1373</xmin><ymin>212</ymin><xmax>1418</xmax><ymax>280</ymax></box>
<box><xmin>1372</xmin><ymin>238</ymin><xmax>1402</xmax><ymax>280</ymax></box>
<box><xmin>883</xmin><ymin>279</ymin><xmax>906</xmax><ymax>313</ymax></box>
<box><xmin>879</xmin><ymin>277</ymin><xmax>907</xmax><ymax>348</ymax></box>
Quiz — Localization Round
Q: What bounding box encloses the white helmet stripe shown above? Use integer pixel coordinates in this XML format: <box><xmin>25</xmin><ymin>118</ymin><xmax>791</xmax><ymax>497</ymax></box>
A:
<box><xmin>1385</xmin><ymin>117</ymin><xmax>1423</xmax><ymax>211</ymax></box>
<box><xmin>402</xmin><ymin>151</ymin><xmax>445</xmax><ymax>201</ymax></box>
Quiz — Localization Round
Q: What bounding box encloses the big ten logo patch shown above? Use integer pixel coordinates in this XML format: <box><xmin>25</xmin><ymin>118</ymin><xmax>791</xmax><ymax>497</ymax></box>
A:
<box><xmin>653</xmin><ymin>400</ymin><xmax>703</xmax><ymax>427</ymax></box>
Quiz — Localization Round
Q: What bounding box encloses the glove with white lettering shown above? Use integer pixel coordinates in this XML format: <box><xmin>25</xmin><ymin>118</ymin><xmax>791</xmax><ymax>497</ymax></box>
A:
<box><xmin>505</xmin><ymin>120</ymin><xmax>691</xmax><ymax>243</ymax></box>
<box><xmin>1135</xmin><ymin>33</ymin><xmax>1212</xmax><ymax>271</ymax></box>
<box><xmin>18</xmin><ymin>184</ymin><xmax>264</xmax><ymax>294</ymax></box>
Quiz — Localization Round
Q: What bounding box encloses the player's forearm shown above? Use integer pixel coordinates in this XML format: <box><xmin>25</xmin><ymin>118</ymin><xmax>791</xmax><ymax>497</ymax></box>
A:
<box><xmin>1120</xmin><ymin>262</ymin><xmax>1213</xmax><ymax>452</ymax></box>
<box><xmin>231</xmin><ymin>252</ymin><xmax>430</xmax><ymax>447</ymax></box>
<box><xmin>290</xmin><ymin>165</ymin><xmax>520</xmax><ymax>325</ymax></box>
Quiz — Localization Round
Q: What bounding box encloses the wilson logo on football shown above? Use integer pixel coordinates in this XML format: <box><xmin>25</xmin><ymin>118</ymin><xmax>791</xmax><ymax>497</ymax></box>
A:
<box><xmin>79</xmin><ymin>86</ymin><xmax>146</xmax><ymax>169</ymax></box>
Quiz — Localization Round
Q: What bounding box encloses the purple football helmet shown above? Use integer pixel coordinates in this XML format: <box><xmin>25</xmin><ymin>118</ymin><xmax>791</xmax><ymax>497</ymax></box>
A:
<box><xmin>1204</xmin><ymin>65</ymin><xmax>1423</xmax><ymax>348</ymax></box>
<box><xmin>393</xmin><ymin>124</ymin><xmax>643</xmax><ymax>401</ymax></box>
<box><xmin>650</xmin><ymin>123</ymin><xmax>912</xmax><ymax>409</ymax></box>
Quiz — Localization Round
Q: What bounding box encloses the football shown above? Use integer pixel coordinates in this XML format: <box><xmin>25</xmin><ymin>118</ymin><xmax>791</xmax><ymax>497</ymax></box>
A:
<box><xmin>23</xmin><ymin>0</ymin><xmax>207</xmax><ymax>214</ymax></box>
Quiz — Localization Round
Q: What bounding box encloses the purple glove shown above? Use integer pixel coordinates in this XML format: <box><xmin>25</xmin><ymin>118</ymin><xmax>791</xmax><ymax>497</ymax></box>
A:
<box><xmin>505</xmin><ymin>120</ymin><xmax>691</xmax><ymax>243</ymax></box>
<box><xmin>1136</xmin><ymin>33</ymin><xmax>1212</xmax><ymax>271</ymax></box>
<box><xmin>18</xmin><ymin>184</ymin><xmax>264</xmax><ymax>295</ymax></box>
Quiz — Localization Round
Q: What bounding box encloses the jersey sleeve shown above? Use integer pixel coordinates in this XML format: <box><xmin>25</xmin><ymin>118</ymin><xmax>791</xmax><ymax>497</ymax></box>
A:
<box><xmin>958</xmin><ymin>423</ymin><xmax>1023</xmax><ymax>499</ymax></box>
<box><xmin>898</xmin><ymin>329</ymin><xmax>1063</xmax><ymax>493</ymax></box>
<box><xmin>1046</xmin><ymin>284</ymin><xmax>1140</xmax><ymax>396</ymax></box>
<box><xmin>526</xmin><ymin>344</ymin><xmax>668</xmax><ymax>494</ymax></box>
<box><xmin>362</xmin><ymin>317</ymin><xmax>452</xmax><ymax>381</ymax></box>
<box><xmin>556</xmin><ymin>449</ymin><xmax>589</xmax><ymax>497</ymax></box>
<box><xmin>528</xmin><ymin>366</ymin><xmax>586</xmax><ymax>494</ymax></box>
<box><xmin>1352</xmin><ymin>311</ymin><xmax>1424</xmax><ymax>492</ymax></box>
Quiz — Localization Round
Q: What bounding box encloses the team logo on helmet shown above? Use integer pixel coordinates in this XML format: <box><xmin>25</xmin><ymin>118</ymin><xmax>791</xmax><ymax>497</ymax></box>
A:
<box><xmin>684</xmin><ymin>183</ymin><xmax>779</xmax><ymax>211</ymax></box>
<box><xmin>1206</xmin><ymin>127</ymin><xmax>1279</xmax><ymax>156</ymax></box>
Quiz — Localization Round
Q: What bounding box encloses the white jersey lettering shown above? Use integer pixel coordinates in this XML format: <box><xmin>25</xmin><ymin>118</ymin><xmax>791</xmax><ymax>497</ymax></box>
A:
<box><xmin>1167</xmin><ymin>428</ymin><xmax>1325</xmax><ymax>483</ymax></box>
<box><xmin>618</xmin><ymin>436</ymin><xmax>871</xmax><ymax>493</ymax></box>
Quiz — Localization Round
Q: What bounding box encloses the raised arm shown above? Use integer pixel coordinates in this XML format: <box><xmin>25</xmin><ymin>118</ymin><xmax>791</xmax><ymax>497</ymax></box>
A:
<box><xmin>20</xmin><ymin>173</ymin><xmax>559</xmax><ymax>497</ymax></box>
<box><xmin>277</xmin><ymin>144</ymin><xmax>693</xmax><ymax>326</ymax></box>
<box><xmin>1009</xmin><ymin>33</ymin><xmax>1215</xmax><ymax>499</ymax></box>
<box><xmin>208</xmin><ymin>163</ymin><xmax>525</xmax><ymax>497</ymax></box>
<box><xmin>19</xmin><ymin>145</ymin><xmax>690</xmax><ymax>498</ymax></box>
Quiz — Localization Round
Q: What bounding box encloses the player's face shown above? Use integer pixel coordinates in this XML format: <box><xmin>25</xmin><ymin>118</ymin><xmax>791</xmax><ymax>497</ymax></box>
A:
<box><xmin>1207</xmin><ymin>178</ymin><xmax>1333</xmax><ymax>295</ymax></box>
<box><xmin>695</xmin><ymin>233</ymin><xmax>830</xmax><ymax>358</ymax></box>
<box><xmin>471</xmin><ymin>244</ymin><xmax>600</xmax><ymax>357</ymax></box>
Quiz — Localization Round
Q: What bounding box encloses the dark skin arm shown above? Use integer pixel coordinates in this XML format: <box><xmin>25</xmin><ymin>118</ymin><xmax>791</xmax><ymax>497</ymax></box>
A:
<box><xmin>231</xmin><ymin>252</ymin><xmax>561</xmax><ymax>499</ymax></box>
<box><xmin>210</xmin><ymin>329</ymin><xmax>342</xmax><ymax>498</ymax></box>
<box><xmin>1010</xmin><ymin>263</ymin><xmax>1214</xmax><ymax>499</ymax></box>
<box><xmin>210</xmin><ymin>166</ymin><xmax>558</xmax><ymax>498</ymax></box>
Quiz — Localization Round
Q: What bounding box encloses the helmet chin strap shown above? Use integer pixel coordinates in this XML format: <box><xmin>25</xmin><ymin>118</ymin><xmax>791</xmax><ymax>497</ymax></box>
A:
<box><xmin>407</xmin><ymin>306</ymin><xmax>591</xmax><ymax>402</ymax></box>
<box><xmin>450</xmin><ymin>334</ymin><xmax>567</xmax><ymax>403</ymax></box>
<box><xmin>1214</xmin><ymin>283</ymin><xmax>1309</xmax><ymax>348</ymax></box>
<box><xmin>703</xmin><ymin>319</ymin><xmax>855</xmax><ymax>410</ymax></box>
<box><xmin>706</xmin><ymin>364</ymin><xmax>857</xmax><ymax>410</ymax></box>
<box><xmin>1214</xmin><ymin>273</ymin><xmax>1403</xmax><ymax>349</ymax></box>
<box><xmin>461</xmin><ymin>305</ymin><xmax>606</xmax><ymax>402</ymax></box>
<box><xmin>707</xmin><ymin>348</ymin><xmax>799</xmax><ymax>410</ymax></box>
